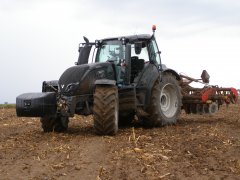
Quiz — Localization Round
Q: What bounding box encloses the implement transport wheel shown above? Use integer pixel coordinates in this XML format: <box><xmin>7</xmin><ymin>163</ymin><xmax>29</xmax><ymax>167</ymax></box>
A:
<box><xmin>143</xmin><ymin>74</ymin><xmax>182</xmax><ymax>127</ymax></box>
<box><xmin>208</xmin><ymin>102</ymin><xmax>218</xmax><ymax>115</ymax></box>
<box><xmin>93</xmin><ymin>85</ymin><xmax>119</xmax><ymax>135</ymax></box>
<box><xmin>40</xmin><ymin>115</ymin><xmax>69</xmax><ymax>132</ymax></box>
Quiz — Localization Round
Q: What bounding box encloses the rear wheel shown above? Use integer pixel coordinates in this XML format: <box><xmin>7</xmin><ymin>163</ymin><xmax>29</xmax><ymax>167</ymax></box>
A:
<box><xmin>40</xmin><ymin>115</ymin><xmax>69</xmax><ymax>132</ymax></box>
<box><xmin>143</xmin><ymin>74</ymin><xmax>182</xmax><ymax>127</ymax></box>
<box><xmin>93</xmin><ymin>85</ymin><xmax>119</xmax><ymax>135</ymax></box>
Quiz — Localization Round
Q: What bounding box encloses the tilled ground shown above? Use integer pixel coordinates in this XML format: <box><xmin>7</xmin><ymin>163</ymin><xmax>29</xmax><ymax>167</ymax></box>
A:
<box><xmin>0</xmin><ymin>105</ymin><xmax>240</xmax><ymax>180</ymax></box>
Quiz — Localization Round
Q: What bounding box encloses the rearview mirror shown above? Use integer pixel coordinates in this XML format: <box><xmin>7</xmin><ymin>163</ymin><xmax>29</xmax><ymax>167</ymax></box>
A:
<box><xmin>201</xmin><ymin>70</ymin><xmax>210</xmax><ymax>84</ymax></box>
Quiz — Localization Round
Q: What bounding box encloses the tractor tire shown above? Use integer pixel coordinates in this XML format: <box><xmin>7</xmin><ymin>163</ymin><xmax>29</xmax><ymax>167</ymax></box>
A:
<box><xmin>143</xmin><ymin>74</ymin><xmax>182</xmax><ymax>127</ymax></box>
<box><xmin>40</xmin><ymin>115</ymin><xmax>69</xmax><ymax>132</ymax></box>
<box><xmin>119</xmin><ymin>111</ymin><xmax>135</xmax><ymax>126</ymax></box>
<box><xmin>93</xmin><ymin>85</ymin><xmax>119</xmax><ymax>135</ymax></box>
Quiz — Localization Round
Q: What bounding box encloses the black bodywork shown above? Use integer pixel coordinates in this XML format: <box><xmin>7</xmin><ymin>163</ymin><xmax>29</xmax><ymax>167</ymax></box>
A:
<box><xmin>16</xmin><ymin>34</ymin><xmax>179</xmax><ymax>119</ymax></box>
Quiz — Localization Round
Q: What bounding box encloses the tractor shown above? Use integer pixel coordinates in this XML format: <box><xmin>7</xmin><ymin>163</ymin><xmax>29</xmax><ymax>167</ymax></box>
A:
<box><xmin>16</xmin><ymin>26</ymin><xmax>189</xmax><ymax>135</ymax></box>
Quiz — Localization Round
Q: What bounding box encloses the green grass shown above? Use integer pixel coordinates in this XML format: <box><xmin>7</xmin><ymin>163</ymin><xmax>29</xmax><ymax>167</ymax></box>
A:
<box><xmin>0</xmin><ymin>104</ymin><xmax>16</xmax><ymax>109</ymax></box>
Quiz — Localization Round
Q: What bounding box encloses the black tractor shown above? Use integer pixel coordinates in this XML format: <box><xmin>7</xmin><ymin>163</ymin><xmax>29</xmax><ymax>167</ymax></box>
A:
<box><xmin>16</xmin><ymin>26</ymin><xmax>182</xmax><ymax>135</ymax></box>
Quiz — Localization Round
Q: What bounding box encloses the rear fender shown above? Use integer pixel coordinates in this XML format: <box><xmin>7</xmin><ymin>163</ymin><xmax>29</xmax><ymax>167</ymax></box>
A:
<box><xmin>137</xmin><ymin>65</ymin><xmax>180</xmax><ymax>110</ymax></box>
<box><xmin>162</xmin><ymin>69</ymin><xmax>181</xmax><ymax>80</ymax></box>
<box><xmin>136</xmin><ymin>64</ymin><xmax>159</xmax><ymax>109</ymax></box>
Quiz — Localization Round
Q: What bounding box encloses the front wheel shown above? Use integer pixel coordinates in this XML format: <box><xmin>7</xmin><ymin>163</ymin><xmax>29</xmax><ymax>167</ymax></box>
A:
<box><xmin>93</xmin><ymin>85</ymin><xmax>119</xmax><ymax>135</ymax></box>
<box><xmin>143</xmin><ymin>73</ymin><xmax>182</xmax><ymax>127</ymax></box>
<box><xmin>40</xmin><ymin>115</ymin><xmax>69</xmax><ymax>132</ymax></box>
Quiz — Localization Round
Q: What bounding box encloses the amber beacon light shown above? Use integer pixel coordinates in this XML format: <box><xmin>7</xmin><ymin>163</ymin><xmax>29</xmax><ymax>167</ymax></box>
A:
<box><xmin>152</xmin><ymin>25</ymin><xmax>156</xmax><ymax>31</ymax></box>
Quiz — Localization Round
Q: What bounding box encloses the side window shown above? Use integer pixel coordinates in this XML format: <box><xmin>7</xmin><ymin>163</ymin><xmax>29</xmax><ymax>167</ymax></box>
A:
<box><xmin>131</xmin><ymin>44</ymin><xmax>149</xmax><ymax>62</ymax></box>
<box><xmin>149</xmin><ymin>39</ymin><xmax>161</xmax><ymax>64</ymax></box>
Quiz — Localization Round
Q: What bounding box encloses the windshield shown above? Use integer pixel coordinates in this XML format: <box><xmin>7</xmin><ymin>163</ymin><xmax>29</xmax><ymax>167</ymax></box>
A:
<box><xmin>96</xmin><ymin>40</ymin><xmax>124</xmax><ymax>63</ymax></box>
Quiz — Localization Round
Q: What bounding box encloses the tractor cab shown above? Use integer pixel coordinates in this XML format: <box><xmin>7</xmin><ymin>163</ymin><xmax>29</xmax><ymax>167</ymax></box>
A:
<box><xmin>76</xmin><ymin>25</ymin><xmax>162</xmax><ymax>85</ymax></box>
<box><xmin>94</xmin><ymin>34</ymin><xmax>162</xmax><ymax>85</ymax></box>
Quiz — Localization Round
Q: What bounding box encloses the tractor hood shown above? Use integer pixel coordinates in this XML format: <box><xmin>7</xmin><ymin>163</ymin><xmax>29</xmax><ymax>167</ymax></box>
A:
<box><xmin>58</xmin><ymin>63</ymin><xmax>115</xmax><ymax>96</ymax></box>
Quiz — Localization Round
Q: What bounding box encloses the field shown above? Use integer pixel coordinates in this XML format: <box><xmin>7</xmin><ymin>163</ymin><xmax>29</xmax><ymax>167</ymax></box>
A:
<box><xmin>0</xmin><ymin>104</ymin><xmax>15</xmax><ymax>109</ymax></box>
<box><xmin>0</xmin><ymin>105</ymin><xmax>240</xmax><ymax>180</ymax></box>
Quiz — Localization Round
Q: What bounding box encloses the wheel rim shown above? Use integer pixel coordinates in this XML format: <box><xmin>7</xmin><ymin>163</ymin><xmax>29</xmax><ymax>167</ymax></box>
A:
<box><xmin>160</xmin><ymin>83</ymin><xmax>178</xmax><ymax>118</ymax></box>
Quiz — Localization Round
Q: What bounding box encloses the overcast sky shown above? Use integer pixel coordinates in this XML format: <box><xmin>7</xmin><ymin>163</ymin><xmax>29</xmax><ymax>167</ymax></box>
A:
<box><xmin>0</xmin><ymin>0</ymin><xmax>240</xmax><ymax>103</ymax></box>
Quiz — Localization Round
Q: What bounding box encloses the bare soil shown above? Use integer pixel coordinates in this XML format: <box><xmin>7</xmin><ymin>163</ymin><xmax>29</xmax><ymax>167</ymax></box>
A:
<box><xmin>0</xmin><ymin>105</ymin><xmax>240</xmax><ymax>180</ymax></box>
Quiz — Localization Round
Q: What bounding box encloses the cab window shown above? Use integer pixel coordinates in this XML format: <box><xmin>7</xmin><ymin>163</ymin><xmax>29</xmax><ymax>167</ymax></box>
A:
<box><xmin>149</xmin><ymin>39</ymin><xmax>161</xmax><ymax>64</ymax></box>
<box><xmin>131</xmin><ymin>43</ymin><xmax>149</xmax><ymax>62</ymax></box>
<box><xmin>96</xmin><ymin>40</ymin><xmax>124</xmax><ymax>63</ymax></box>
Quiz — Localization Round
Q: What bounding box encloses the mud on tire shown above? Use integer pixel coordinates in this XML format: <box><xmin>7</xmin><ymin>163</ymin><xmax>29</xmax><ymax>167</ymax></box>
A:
<box><xmin>93</xmin><ymin>85</ymin><xmax>119</xmax><ymax>135</ymax></box>
<box><xmin>143</xmin><ymin>73</ymin><xmax>182</xmax><ymax>127</ymax></box>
